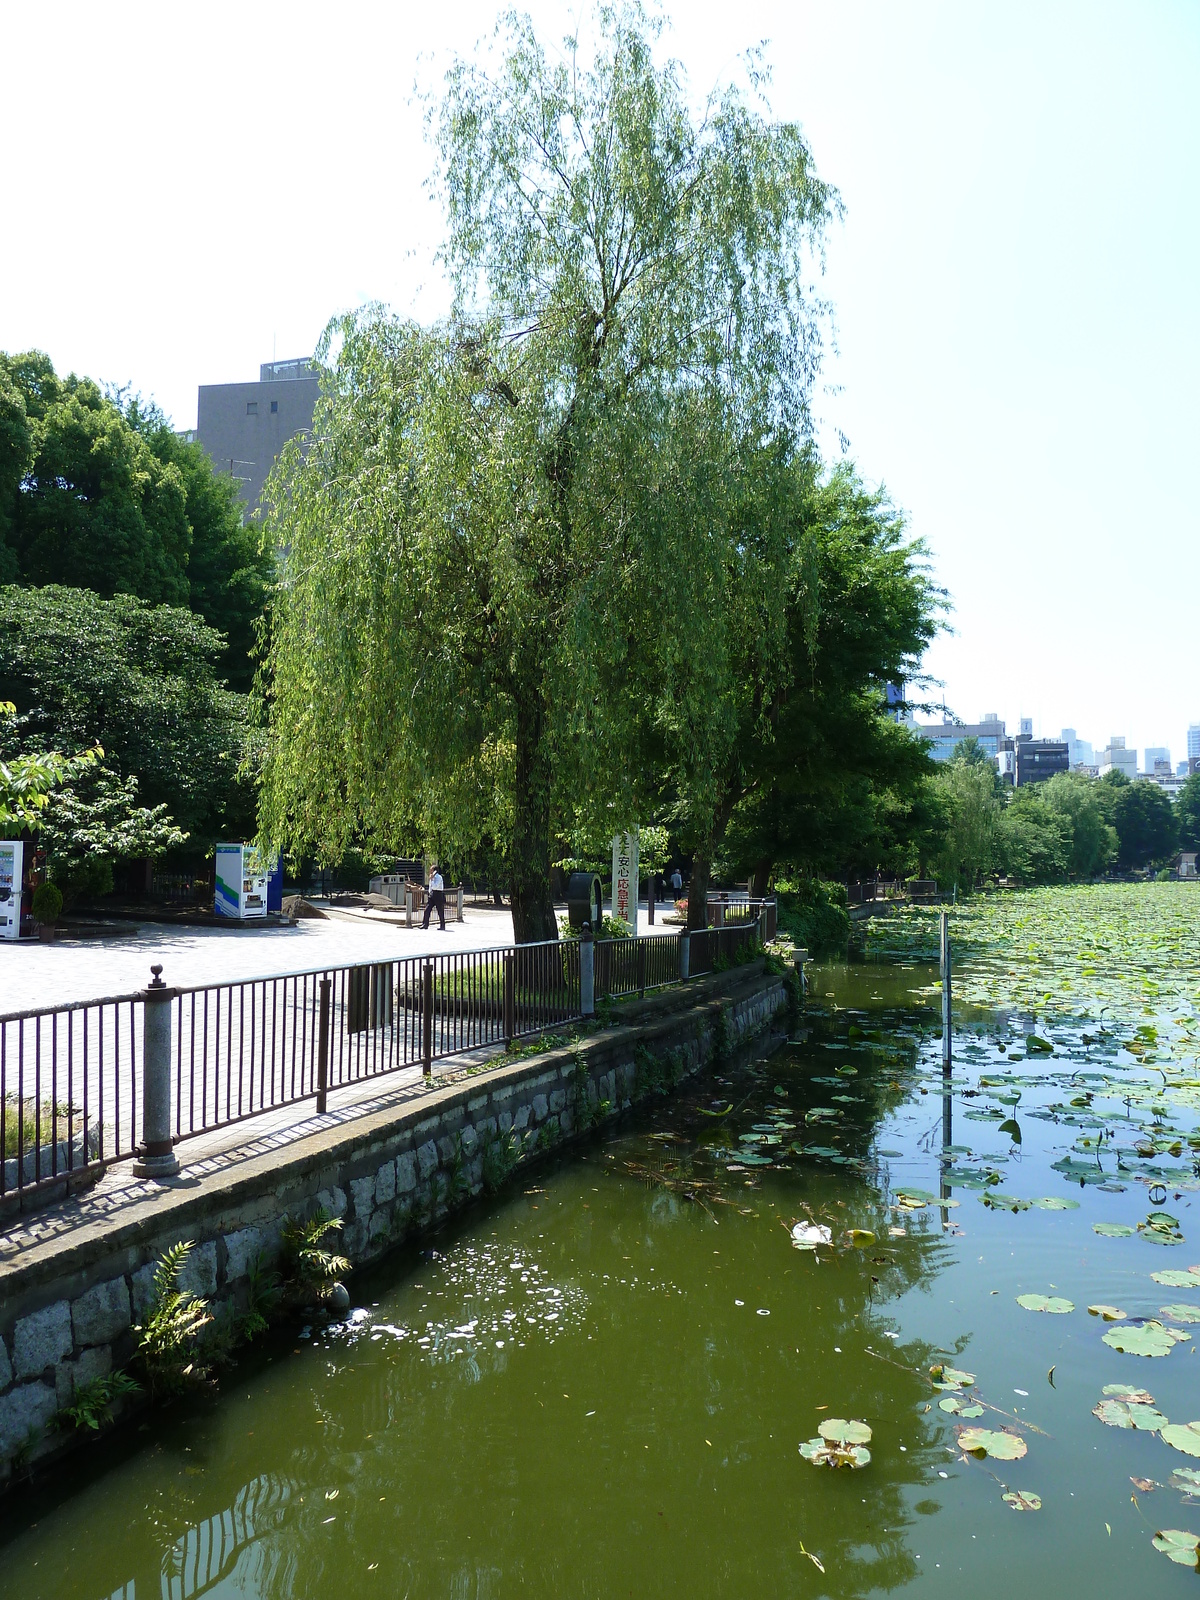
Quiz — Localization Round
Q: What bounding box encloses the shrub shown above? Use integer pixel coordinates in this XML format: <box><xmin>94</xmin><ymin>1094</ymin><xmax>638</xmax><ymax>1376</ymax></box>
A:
<box><xmin>31</xmin><ymin>880</ymin><xmax>62</xmax><ymax>925</ymax></box>
<box><xmin>775</xmin><ymin>879</ymin><xmax>849</xmax><ymax>958</ymax></box>
<box><xmin>133</xmin><ymin>1241</ymin><xmax>212</xmax><ymax>1395</ymax></box>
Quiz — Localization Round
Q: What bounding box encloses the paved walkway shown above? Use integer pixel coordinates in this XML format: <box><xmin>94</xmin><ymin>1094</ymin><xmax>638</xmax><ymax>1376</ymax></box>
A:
<box><xmin>0</xmin><ymin>903</ymin><xmax>682</xmax><ymax>1014</ymax></box>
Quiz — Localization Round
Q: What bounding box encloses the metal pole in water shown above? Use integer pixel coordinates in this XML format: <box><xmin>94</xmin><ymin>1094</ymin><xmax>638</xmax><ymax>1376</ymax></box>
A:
<box><xmin>940</xmin><ymin>909</ymin><xmax>953</xmax><ymax>1151</ymax></box>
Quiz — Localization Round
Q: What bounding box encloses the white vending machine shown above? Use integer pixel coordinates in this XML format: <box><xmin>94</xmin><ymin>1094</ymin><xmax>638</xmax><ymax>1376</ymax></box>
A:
<box><xmin>214</xmin><ymin>843</ymin><xmax>269</xmax><ymax>920</ymax></box>
<box><xmin>0</xmin><ymin>841</ymin><xmax>23</xmax><ymax>940</ymax></box>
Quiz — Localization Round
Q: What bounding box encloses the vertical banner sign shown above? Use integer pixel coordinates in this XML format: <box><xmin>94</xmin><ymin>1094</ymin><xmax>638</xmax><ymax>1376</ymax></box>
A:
<box><xmin>0</xmin><ymin>841</ymin><xmax>24</xmax><ymax>940</ymax></box>
<box><xmin>611</xmin><ymin>831</ymin><xmax>639</xmax><ymax>929</ymax></box>
<box><xmin>214</xmin><ymin>843</ymin><xmax>243</xmax><ymax>918</ymax></box>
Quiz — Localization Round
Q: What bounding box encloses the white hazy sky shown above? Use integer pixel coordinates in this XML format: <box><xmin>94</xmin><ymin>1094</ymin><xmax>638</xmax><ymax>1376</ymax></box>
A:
<box><xmin>2</xmin><ymin>2</ymin><xmax>1197</xmax><ymax>763</ymax></box>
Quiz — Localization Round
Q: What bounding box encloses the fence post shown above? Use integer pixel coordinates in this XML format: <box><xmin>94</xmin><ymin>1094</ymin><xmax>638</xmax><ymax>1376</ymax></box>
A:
<box><xmin>405</xmin><ymin>883</ymin><xmax>413</xmax><ymax>929</ymax></box>
<box><xmin>637</xmin><ymin>940</ymin><xmax>647</xmax><ymax>999</ymax></box>
<box><xmin>315</xmin><ymin>977</ymin><xmax>331</xmax><ymax>1113</ymax></box>
<box><xmin>503</xmin><ymin>953</ymin><xmax>515</xmax><ymax>1047</ymax></box>
<box><xmin>133</xmin><ymin>965</ymin><xmax>180</xmax><ymax>1178</ymax></box>
<box><xmin>580</xmin><ymin>925</ymin><xmax>595</xmax><ymax>1016</ymax></box>
<box><xmin>648</xmin><ymin>876</ymin><xmax>655</xmax><ymax>926</ymax></box>
<box><xmin>421</xmin><ymin>962</ymin><xmax>434</xmax><ymax>1077</ymax></box>
<box><xmin>679</xmin><ymin>929</ymin><xmax>690</xmax><ymax>982</ymax></box>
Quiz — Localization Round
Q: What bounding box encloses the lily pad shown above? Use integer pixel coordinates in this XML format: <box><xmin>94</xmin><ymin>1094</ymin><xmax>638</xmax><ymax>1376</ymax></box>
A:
<box><xmin>983</xmin><ymin>1192</ymin><xmax>1031</xmax><ymax>1212</ymax></box>
<box><xmin>1031</xmin><ymin>1197</ymin><xmax>1080</xmax><ymax>1211</ymax></box>
<box><xmin>800</xmin><ymin>1436</ymin><xmax>871</xmax><ymax>1469</ymax></box>
<box><xmin>1016</xmin><ymin>1293</ymin><xmax>1074</xmax><ymax>1314</ymax></box>
<box><xmin>846</xmin><ymin>1229</ymin><xmax>876</xmax><ymax>1247</ymax></box>
<box><xmin>1152</xmin><ymin>1529</ymin><xmax>1200</xmax><ymax>1568</ymax></box>
<box><xmin>929</xmin><ymin>1365</ymin><xmax>975</xmax><ymax>1387</ymax></box>
<box><xmin>1002</xmin><ymin>1489</ymin><xmax>1042</xmax><ymax>1511</ymax></box>
<box><xmin>1093</xmin><ymin>1223</ymin><xmax>1136</xmax><ymax>1237</ymax></box>
<box><xmin>1160</xmin><ymin>1423</ymin><xmax>1200</xmax><ymax>1459</ymax></box>
<box><xmin>1161</xmin><ymin>1305</ymin><xmax>1200</xmax><ymax>1324</ymax></box>
<box><xmin>1169</xmin><ymin>1469</ymin><xmax>1200</xmax><ymax>1493</ymax></box>
<box><xmin>1103</xmin><ymin>1384</ymin><xmax>1156</xmax><ymax>1403</ymax></box>
<box><xmin>939</xmin><ymin>1395</ymin><xmax>983</xmax><ymax>1417</ymax></box>
<box><xmin>1092</xmin><ymin>1398</ymin><xmax>1166</xmax><ymax>1430</ymax></box>
<box><xmin>1087</xmin><ymin>1304</ymin><xmax>1127</xmax><ymax>1321</ymax></box>
<box><xmin>1102</xmin><ymin>1320</ymin><xmax>1181</xmax><ymax>1358</ymax></box>
<box><xmin>1152</xmin><ymin>1269</ymin><xmax>1200</xmax><ymax>1288</ymax></box>
<box><xmin>958</xmin><ymin>1427</ymin><xmax>1027</xmax><ymax>1461</ymax></box>
<box><xmin>818</xmin><ymin>1417</ymin><xmax>872</xmax><ymax>1446</ymax></box>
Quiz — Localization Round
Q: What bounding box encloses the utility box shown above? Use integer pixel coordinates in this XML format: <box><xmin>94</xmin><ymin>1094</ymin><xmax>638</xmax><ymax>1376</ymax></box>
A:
<box><xmin>215</xmin><ymin>843</ymin><xmax>269</xmax><ymax>919</ymax></box>
<box><xmin>0</xmin><ymin>841</ymin><xmax>23</xmax><ymax>940</ymax></box>
<box><xmin>567</xmin><ymin>871</ymin><xmax>603</xmax><ymax>930</ymax></box>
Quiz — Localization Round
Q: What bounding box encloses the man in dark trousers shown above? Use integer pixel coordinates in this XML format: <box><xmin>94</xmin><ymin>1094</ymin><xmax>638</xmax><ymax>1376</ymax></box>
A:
<box><xmin>422</xmin><ymin>864</ymin><xmax>446</xmax><ymax>931</ymax></box>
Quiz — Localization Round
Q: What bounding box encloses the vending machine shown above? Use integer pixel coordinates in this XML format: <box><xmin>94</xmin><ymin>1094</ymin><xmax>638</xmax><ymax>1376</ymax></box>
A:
<box><xmin>214</xmin><ymin>843</ymin><xmax>269</xmax><ymax>920</ymax></box>
<box><xmin>0</xmin><ymin>841</ymin><xmax>23</xmax><ymax>940</ymax></box>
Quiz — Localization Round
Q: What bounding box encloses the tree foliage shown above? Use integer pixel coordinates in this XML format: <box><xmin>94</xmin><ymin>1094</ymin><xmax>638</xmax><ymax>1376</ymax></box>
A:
<box><xmin>0</xmin><ymin>700</ymin><xmax>100</xmax><ymax>834</ymax></box>
<box><xmin>0</xmin><ymin>354</ymin><xmax>271</xmax><ymax>688</ymax></box>
<box><xmin>1177</xmin><ymin>773</ymin><xmax>1200</xmax><ymax>854</ymax></box>
<box><xmin>0</xmin><ymin>586</ymin><xmax>256</xmax><ymax>846</ymax></box>
<box><xmin>260</xmin><ymin>6</ymin><xmax>840</xmax><ymax>940</ymax></box>
<box><xmin>40</xmin><ymin>765</ymin><xmax>188</xmax><ymax>904</ymax></box>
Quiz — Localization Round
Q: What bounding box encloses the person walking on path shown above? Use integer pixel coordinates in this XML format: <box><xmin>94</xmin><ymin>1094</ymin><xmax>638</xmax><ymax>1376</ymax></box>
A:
<box><xmin>670</xmin><ymin>866</ymin><xmax>683</xmax><ymax>902</ymax></box>
<box><xmin>422</xmin><ymin>864</ymin><xmax>447</xmax><ymax>931</ymax></box>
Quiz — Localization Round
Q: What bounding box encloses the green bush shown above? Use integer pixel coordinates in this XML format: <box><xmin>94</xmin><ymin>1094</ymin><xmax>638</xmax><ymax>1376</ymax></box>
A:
<box><xmin>775</xmin><ymin>879</ymin><xmax>849</xmax><ymax>958</ymax></box>
<box><xmin>31</xmin><ymin>880</ymin><xmax>62</xmax><ymax>925</ymax></box>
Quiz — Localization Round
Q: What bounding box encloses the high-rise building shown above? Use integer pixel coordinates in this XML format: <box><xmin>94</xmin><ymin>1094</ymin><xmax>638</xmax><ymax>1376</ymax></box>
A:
<box><xmin>1098</xmin><ymin>737</ymin><xmax>1138</xmax><ymax>779</ymax></box>
<box><xmin>916</xmin><ymin>718</ymin><xmax>1009</xmax><ymax>763</ymax></box>
<box><xmin>1144</xmin><ymin>746</ymin><xmax>1170</xmax><ymax>776</ymax></box>
<box><xmin>1189</xmin><ymin>725</ymin><xmax>1200</xmax><ymax>761</ymax></box>
<box><xmin>194</xmin><ymin>358</ymin><xmax>320</xmax><ymax>519</ymax></box>
<box><xmin>1061</xmin><ymin>728</ymin><xmax>1094</xmax><ymax>768</ymax></box>
<box><xmin>1015</xmin><ymin>740</ymin><xmax>1069</xmax><ymax>786</ymax></box>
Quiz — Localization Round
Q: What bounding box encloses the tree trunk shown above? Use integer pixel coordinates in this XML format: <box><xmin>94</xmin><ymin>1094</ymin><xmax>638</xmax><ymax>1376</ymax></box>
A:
<box><xmin>748</xmin><ymin>857</ymin><xmax>773</xmax><ymax>900</ymax></box>
<box><xmin>509</xmin><ymin>692</ymin><xmax>558</xmax><ymax>943</ymax></box>
<box><xmin>687</xmin><ymin>852</ymin><xmax>711</xmax><ymax>931</ymax></box>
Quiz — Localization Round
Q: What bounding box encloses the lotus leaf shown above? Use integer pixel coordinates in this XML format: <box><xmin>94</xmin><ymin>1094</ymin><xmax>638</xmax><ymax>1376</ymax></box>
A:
<box><xmin>1152</xmin><ymin>1529</ymin><xmax>1200</xmax><ymax>1568</ymax></box>
<box><xmin>929</xmin><ymin>1365</ymin><xmax>975</xmax><ymax>1387</ymax></box>
<box><xmin>982</xmin><ymin>1192</ymin><xmax>1031</xmax><ymax>1211</ymax></box>
<box><xmin>1031</xmin><ymin>1197</ymin><xmax>1080</xmax><ymax>1210</ymax></box>
<box><xmin>1016</xmin><ymin>1293</ymin><xmax>1074</xmax><ymax>1314</ymax></box>
<box><xmin>1151</xmin><ymin>1269</ymin><xmax>1200</xmax><ymax>1287</ymax></box>
<box><xmin>1102</xmin><ymin>1320</ymin><xmax>1179</xmax><ymax>1357</ymax></box>
<box><xmin>800</xmin><ymin>1436</ymin><xmax>871</xmax><ymax>1469</ymax></box>
<box><xmin>1087</xmin><ymin>1304</ymin><xmax>1127</xmax><ymax>1321</ymax></box>
<box><xmin>957</xmin><ymin>1427</ymin><xmax>1027</xmax><ymax>1460</ymax></box>
<box><xmin>847</xmin><ymin>1229</ymin><xmax>876</xmax><ymax>1247</ymax></box>
<box><xmin>1102</xmin><ymin>1384</ymin><xmax>1156</xmax><ymax>1402</ymax></box>
<box><xmin>1002</xmin><ymin>1489</ymin><xmax>1042</xmax><ymax>1511</ymax></box>
<box><xmin>1092</xmin><ymin>1398</ymin><xmax>1166</xmax><ymax>1430</ymax></box>
<box><xmin>1169</xmin><ymin>1469</ymin><xmax>1200</xmax><ymax>1492</ymax></box>
<box><xmin>1160</xmin><ymin>1423</ymin><xmax>1200</xmax><ymax>1459</ymax></box>
<box><xmin>1093</xmin><ymin>1223</ymin><xmax>1135</xmax><ymax>1237</ymax></box>
<box><xmin>1161</xmin><ymin>1305</ymin><xmax>1200</xmax><ymax>1324</ymax></box>
<box><xmin>818</xmin><ymin>1418</ymin><xmax>872</xmax><ymax>1446</ymax></box>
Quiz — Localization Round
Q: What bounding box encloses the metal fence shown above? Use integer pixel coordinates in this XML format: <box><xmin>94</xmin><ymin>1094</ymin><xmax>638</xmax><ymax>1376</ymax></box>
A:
<box><xmin>1</xmin><ymin>906</ymin><xmax>773</xmax><ymax>1205</ymax></box>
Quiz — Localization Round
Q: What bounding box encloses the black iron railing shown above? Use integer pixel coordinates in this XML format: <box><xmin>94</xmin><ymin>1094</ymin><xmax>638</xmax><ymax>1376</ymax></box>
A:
<box><xmin>1</xmin><ymin>907</ymin><xmax>773</xmax><ymax>1202</ymax></box>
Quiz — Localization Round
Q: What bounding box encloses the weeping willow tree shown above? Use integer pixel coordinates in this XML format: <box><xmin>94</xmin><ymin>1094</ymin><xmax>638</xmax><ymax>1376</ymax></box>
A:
<box><xmin>258</xmin><ymin>4</ymin><xmax>838</xmax><ymax>941</ymax></box>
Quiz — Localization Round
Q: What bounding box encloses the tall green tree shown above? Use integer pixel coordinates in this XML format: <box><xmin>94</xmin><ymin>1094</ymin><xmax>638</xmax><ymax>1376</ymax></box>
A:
<box><xmin>0</xmin><ymin>585</ymin><xmax>256</xmax><ymax>845</ymax></box>
<box><xmin>1039</xmin><ymin>770</ymin><xmax>1117</xmax><ymax>877</ymax></box>
<box><xmin>260</xmin><ymin>6</ymin><xmax>838</xmax><ymax>941</ymax></box>
<box><xmin>1176</xmin><ymin>772</ymin><xmax>1200</xmax><ymax>853</ymax></box>
<box><xmin>928</xmin><ymin>754</ymin><xmax>1000</xmax><ymax>892</ymax></box>
<box><xmin>1109</xmin><ymin>779</ymin><xmax>1178</xmax><ymax>869</ymax></box>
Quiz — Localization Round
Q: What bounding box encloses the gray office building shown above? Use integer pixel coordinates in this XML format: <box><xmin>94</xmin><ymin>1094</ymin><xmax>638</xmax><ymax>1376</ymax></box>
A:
<box><xmin>194</xmin><ymin>358</ymin><xmax>319</xmax><ymax>518</ymax></box>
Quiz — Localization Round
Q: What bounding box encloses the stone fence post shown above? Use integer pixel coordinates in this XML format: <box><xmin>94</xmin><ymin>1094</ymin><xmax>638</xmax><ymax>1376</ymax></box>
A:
<box><xmin>679</xmin><ymin>929</ymin><xmax>690</xmax><ymax>982</ymax></box>
<box><xmin>580</xmin><ymin>925</ymin><xmax>594</xmax><ymax>1016</ymax></box>
<box><xmin>133</xmin><ymin>964</ymin><xmax>179</xmax><ymax>1179</ymax></box>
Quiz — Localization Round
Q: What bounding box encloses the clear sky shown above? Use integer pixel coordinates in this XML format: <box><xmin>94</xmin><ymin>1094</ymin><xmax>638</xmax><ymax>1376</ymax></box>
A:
<box><xmin>3</xmin><ymin>2</ymin><xmax>1196</xmax><ymax>764</ymax></box>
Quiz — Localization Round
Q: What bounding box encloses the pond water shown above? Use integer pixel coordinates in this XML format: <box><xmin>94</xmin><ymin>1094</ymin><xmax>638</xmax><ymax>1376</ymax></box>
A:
<box><xmin>3</xmin><ymin>890</ymin><xmax>1200</xmax><ymax>1598</ymax></box>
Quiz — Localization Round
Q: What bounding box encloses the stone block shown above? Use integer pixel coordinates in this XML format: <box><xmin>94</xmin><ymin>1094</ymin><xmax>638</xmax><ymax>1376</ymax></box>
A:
<box><xmin>177</xmin><ymin>1241</ymin><xmax>218</xmax><ymax>1299</ymax></box>
<box><xmin>341</xmin><ymin>1218</ymin><xmax>368</xmax><ymax>1257</ymax></box>
<box><xmin>459</xmin><ymin>1124</ymin><xmax>478</xmax><ymax>1157</ymax></box>
<box><xmin>477</xmin><ymin>1116</ymin><xmax>498</xmax><ymax>1138</ymax></box>
<box><xmin>316</xmin><ymin>1186</ymin><xmax>348</xmax><ymax>1219</ymax></box>
<box><xmin>350</xmin><ymin>1174</ymin><xmax>376</xmax><ymax>1219</ymax></box>
<box><xmin>72</xmin><ymin>1277</ymin><xmax>131</xmax><ymax>1347</ymax></box>
<box><xmin>532</xmin><ymin>1094</ymin><xmax>549</xmax><ymax>1123</ymax></box>
<box><xmin>395</xmin><ymin>1150</ymin><xmax>418</xmax><ymax>1193</ymax></box>
<box><xmin>417</xmin><ymin>1140</ymin><xmax>439</xmax><ymax>1179</ymax></box>
<box><xmin>375</xmin><ymin>1159</ymin><xmax>396</xmax><ymax>1204</ymax></box>
<box><xmin>0</xmin><ymin>1382</ymin><xmax>57</xmax><ymax>1456</ymax></box>
<box><xmin>56</xmin><ymin>1345</ymin><xmax>112</xmax><ymax>1406</ymax></box>
<box><xmin>131</xmin><ymin>1262</ymin><xmax>157</xmax><ymax>1321</ymax></box>
<box><xmin>367</xmin><ymin>1207</ymin><xmax>392</xmax><ymax>1243</ymax></box>
<box><xmin>548</xmin><ymin>1089</ymin><xmax>566</xmax><ymax>1114</ymax></box>
<box><xmin>13</xmin><ymin>1301</ymin><xmax>72</xmax><ymax>1380</ymax></box>
<box><xmin>513</xmin><ymin>1105</ymin><xmax>530</xmax><ymax>1131</ymax></box>
<box><xmin>437</xmin><ymin>1133</ymin><xmax>458</xmax><ymax>1165</ymax></box>
<box><xmin>498</xmin><ymin>1110</ymin><xmax>513</xmax><ymax>1134</ymax></box>
<box><xmin>0</xmin><ymin>1338</ymin><xmax>10</xmax><ymax>1391</ymax></box>
<box><xmin>223</xmin><ymin>1226</ymin><xmax>265</xmax><ymax>1282</ymax></box>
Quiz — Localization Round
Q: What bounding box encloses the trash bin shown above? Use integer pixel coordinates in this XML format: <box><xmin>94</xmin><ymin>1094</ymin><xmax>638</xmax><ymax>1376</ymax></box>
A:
<box><xmin>566</xmin><ymin>872</ymin><xmax>603</xmax><ymax>930</ymax></box>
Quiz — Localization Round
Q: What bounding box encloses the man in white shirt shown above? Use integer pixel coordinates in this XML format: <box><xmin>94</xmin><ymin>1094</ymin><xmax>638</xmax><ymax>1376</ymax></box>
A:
<box><xmin>422</xmin><ymin>865</ymin><xmax>446</xmax><ymax>931</ymax></box>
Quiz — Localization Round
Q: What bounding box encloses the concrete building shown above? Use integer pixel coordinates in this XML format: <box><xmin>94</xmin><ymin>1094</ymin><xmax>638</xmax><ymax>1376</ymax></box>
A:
<box><xmin>1189</xmin><ymin>725</ymin><xmax>1200</xmax><ymax>762</ymax></box>
<box><xmin>1015</xmin><ymin>739</ymin><xmax>1069</xmax><ymax>786</ymax></box>
<box><xmin>1098</xmin><ymin>738</ymin><xmax>1138</xmax><ymax>780</ymax></box>
<box><xmin>917</xmin><ymin>715</ymin><xmax>1009</xmax><ymax>764</ymax></box>
<box><xmin>1144</xmin><ymin>746</ymin><xmax>1171</xmax><ymax>776</ymax></box>
<box><xmin>195</xmin><ymin>358</ymin><xmax>319</xmax><ymax>518</ymax></box>
<box><xmin>1061</xmin><ymin>728</ymin><xmax>1094</xmax><ymax>768</ymax></box>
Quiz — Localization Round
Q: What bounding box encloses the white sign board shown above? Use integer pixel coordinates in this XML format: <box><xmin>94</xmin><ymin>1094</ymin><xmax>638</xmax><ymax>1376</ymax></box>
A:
<box><xmin>0</xmin><ymin>841</ymin><xmax>23</xmax><ymax>940</ymax></box>
<box><xmin>611</xmin><ymin>831</ymin><xmax>639</xmax><ymax>930</ymax></box>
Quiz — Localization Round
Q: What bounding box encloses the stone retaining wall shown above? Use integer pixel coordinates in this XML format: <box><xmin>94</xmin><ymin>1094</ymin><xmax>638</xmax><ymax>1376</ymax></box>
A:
<box><xmin>0</xmin><ymin>962</ymin><xmax>785</xmax><ymax>1488</ymax></box>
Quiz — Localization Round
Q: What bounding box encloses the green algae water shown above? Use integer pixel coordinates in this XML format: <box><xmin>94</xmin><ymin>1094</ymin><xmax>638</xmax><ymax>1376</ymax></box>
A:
<box><xmin>3</xmin><ymin>885</ymin><xmax>1200</xmax><ymax>1598</ymax></box>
